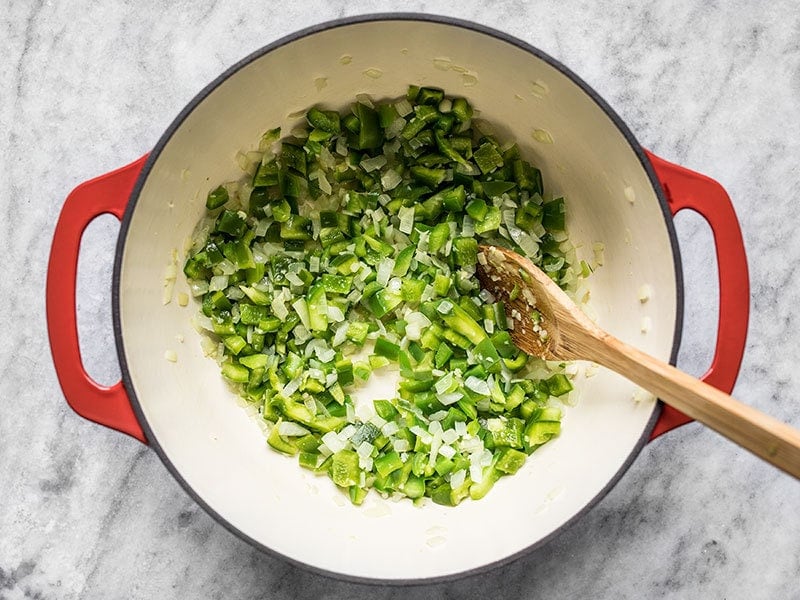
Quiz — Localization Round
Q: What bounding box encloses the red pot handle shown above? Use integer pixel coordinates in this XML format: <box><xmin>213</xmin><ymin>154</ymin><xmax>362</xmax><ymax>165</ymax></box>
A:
<box><xmin>47</xmin><ymin>156</ymin><xmax>150</xmax><ymax>444</ymax></box>
<box><xmin>645</xmin><ymin>150</ymin><xmax>750</xmax><ymax>439</ymax></box>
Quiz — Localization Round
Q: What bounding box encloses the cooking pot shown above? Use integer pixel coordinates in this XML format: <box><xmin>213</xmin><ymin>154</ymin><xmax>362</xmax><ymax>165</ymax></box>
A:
<box><xmin>46</xmin><ymin>15</ymin><xmax>749</xmax><ymax>583</ymax></box>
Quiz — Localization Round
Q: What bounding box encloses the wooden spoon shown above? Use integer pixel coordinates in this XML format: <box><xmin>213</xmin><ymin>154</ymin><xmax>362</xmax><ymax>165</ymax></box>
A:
<box><xmin>476</xmin><ymin>244</ymin><xmax>800</xmax><ymax>479</ymax></box>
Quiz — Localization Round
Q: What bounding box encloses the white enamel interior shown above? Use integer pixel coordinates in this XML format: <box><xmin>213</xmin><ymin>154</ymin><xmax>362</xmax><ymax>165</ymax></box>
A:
<box><xmin>118</xmin><ymin>19</ymin><xmax>678</xmax><ymax>581</ymax></box>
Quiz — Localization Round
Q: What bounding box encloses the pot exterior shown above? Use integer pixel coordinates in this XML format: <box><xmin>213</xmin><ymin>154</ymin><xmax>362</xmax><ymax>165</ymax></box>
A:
<box><xmin>114</xmin><ymin>16</ymin><xmax>680</xmax><ymax>582</ymax></box>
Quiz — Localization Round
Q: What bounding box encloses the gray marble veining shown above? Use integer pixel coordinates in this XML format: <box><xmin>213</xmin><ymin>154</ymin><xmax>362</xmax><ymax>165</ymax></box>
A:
<box><xmin>2</xmin><ymin>1</ymin><xmax>799</xmax><ymax>598</ymax></box>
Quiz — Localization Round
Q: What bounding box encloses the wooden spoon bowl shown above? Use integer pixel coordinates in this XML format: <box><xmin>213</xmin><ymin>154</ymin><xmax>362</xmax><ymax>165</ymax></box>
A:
<box><xmin>476</xmin><ymin>244</ymin><xmax>800</xmax><ymax>479</ymax></box>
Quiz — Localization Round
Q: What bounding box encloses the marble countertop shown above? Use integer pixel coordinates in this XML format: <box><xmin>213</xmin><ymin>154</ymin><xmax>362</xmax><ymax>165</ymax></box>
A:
<box><xmin>2</xmin><ymin>1</ymin><xmax>799</xmax><ymax>598</ymax></box>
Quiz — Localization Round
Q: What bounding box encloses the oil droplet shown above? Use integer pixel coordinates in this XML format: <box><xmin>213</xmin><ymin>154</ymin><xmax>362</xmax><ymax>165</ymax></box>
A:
<box><xmin>339</xmin><ymin>54</ymin><xmax>352</xmax><ymax>65</ymax></box>
<box><xmin>400</xmin><ymin>47</ymin><xmax>409</xmax><ymax>55</ymax></box>
<box><xmin>624</xmin><ymin>185</ymin><xmax>636</xmax><ymax>204</ymax></box>
<box><xmin>530</xmin><ymin>80</ymin><xmax>549</xmax><ymax>98</ymax></box>
<box><xmin>363</xmin><ymin>67</ymin><xmax>383</xmax><ymax>79</ymax></box>
<box><xmin>531</xmin><ymin>128</ymin><xmax>554</xmax><ymax>144</ymax></box>
<box><xmin>426</xmin><ymin>536</ymin><xmax>446</xmax><ymax>547</ymax></box>
<box><xmin>433</xmin><ymin>57</ymin><xmax>451</xmax><ymax>71</ymax></box>
<box><xmin>462</xmin><ymin>73</ymin><xmax>478</xmax><ymax>87</ymax></box>
<box><xmin>514</xmin><ymin>93</ymin><xmax>524</xmax><ymax>101</ymax></box>
<box><xmin>314</xmin><ymin>77</ymin><xmax>328</xmax><ymax>91</ymax></box>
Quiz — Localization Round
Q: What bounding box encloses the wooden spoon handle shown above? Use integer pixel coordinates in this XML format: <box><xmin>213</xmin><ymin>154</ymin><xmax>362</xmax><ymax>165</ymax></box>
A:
<box><xmin>589</xmin><ymin>333</ymin><xmax>800</xmax><ymax>479</ymax></box>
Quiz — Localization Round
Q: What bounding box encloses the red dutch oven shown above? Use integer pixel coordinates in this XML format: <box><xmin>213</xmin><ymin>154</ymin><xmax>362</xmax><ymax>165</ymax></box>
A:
<box><xmin>46</xmin><ymin>15</ymin><xmax>748</xmax><ymax>583</ymax></box>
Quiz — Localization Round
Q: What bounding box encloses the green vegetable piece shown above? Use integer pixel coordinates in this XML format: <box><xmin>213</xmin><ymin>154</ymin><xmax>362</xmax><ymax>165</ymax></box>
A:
<box><xmin>239</xmin><ymin>303</ymin><xmax>269</xmax><ymax>325</ymax></box>
<box><xmin>403</xmin><ymin>475</ymin><xmax>425</xmax><ymax>499</ymax></box>
<box><xmin>473</xmin><ymin>142</ymin><xmax>504</xmax><ymax>174</ymax></box>
<box><xmin>400</xmin><ymin>279</ymin><xmax>426</xmax><ymax>303</ymax></box>
<box><xmin>253</xmin><ymin>161</ymin><xmax>280</xmax><ymax>188</ymax></box>
<box><xmin>281</xmin><ymin>142</ymin><xmax>307</xmax><ymax>175</ymax></box>
<box><xmin>495</xmin><ymin>447</ymin><xmax>527</xmax><ymax>475</ymax></box>
<box><xmin>451</xmin><ymin>97</ymin><xmax>473</xmax><ymax>122</ymax></box>
<box><xmin>330</xmin><ymin>450</ymin><xmax>360</xmax><ymax>487</ymax></box>
<box><xmin>271</xmin><ymin>198</ymin><xmax>292</xmax><ymax>223</ymax></box>
<box><xmin>482</xmin><ymin>180</ymin><xmax>516</xmax><ymax>198</ymax></box>
<box><xmin>434</xmin><ymin>343</ymin><xmax>453</xmax><ymax>369</ymax></box>
<box><xmin>525</xmin><ymin>420</ymin><xmax>561</xmax><ymax>447</ymax></box>
<box><xmin>441</xmin><ymin>303</ymin><xmax>487</xmax><ymax>346</ymax></box>
<box><xmin>239</xmin><ymin>354</ymin><xmax>268</xmax><ymax>370</ymax></box>
<box><xmin>401</xmin><ymin>105</ymin><xmax>439</xmax><ymax>140</ymax></box>
<box><xmin>490</xmin><ymin>331</ymin><xmax>517</xmax><ymax>359</ymax></box>
<box><xmin>346</xmin><ymin>321</ymin><xmax>370</xmax><ymax>345</ymax></box>
<box><xmin>221</xmin><ymin>362</ymin><xmax>249</xmax><ymax>383</ymax></box>
<box><xmin>206</xmin><ymin>185</ymin><xmax>229</xmax><ymax>210</ymax></box>
<box><xmin>434</xmin><ymin>130</ymin><xmax>469</xmax><ymax>167</ymax></box>
<box><xmin>392</xmin><ymin>245</ymin><xmax>415</xmax><ymax>277</ymax></box>
<box><xmin>307</xmin><ymin>284</ymin><xmax>328</xmax><ymax>332</ymax></box>
<box><xmin>280</xmin><ymin>215</ymin><xmax>311</xmax><ymax>240</ymax></box>
<box><xmin>374</xmin><ymin>451</ymin><xmax>403</xmax><ymax>478</ymax></box>
<box><xmin>374</xmin><ymin>337</ymin><xmax>400</xmax><ymax>361</ymax></box>
<box><xmin>377</xmin><ymin>102</ymin><xmax>400</xmax><ymax>128</ymax></box>
<box><xmin>546</xmin><ymin>373</ymin><xmax>573</xmax><ymax>397</ymax></box>
<box><xmin>320</xmin><ymin>274</ymin><xmax>353</xmax><ymax>295</ymax></box>
<box><xmin>216</xmin><ymin>210</ymin><xmax>247</xmax><ymax>238</ymax></box>
<box><xmin>352</xmin><ymin>102</ymin><xmax>384</xmax><ymax>149</ymax></box>
<box><xmin>542</xmin><ymin>198</ymin><xmax>566</xmax><ymax>231</ymax></box>
<box><xmin>350</xmin><ymin>422</ymin><xmax>381</xmax><ymax>447</ymax></box>
<box><xmin>473</xmin><ymin>206</ymin><xmax>502</xmax><ymax>234</ymax></box>
<box><xmin>465</xmin><ymin>198</ymin><xmax>488</xmax><ymax>222</ymax></box>
<box><xmin>369</xmin><ymin>355</ymin><xmax>392</xmax><ymax>370</ymax></box>
<box><xmin>505</xmin><ymin>384</ymin><xmax>526</xmax><ymax>412</ymax></box>
<box><xmin>487</xmin><ymin>417</ymin><xmax>525</xmax><ymax>449</ymax></box>
<box><xmin>267</xmin><ymin>424</ymin><xmax>298</xmax><ymax>456</ymax></box>
<box><xmin>349</xmin><ymin>485</ymin><xmax>369</xmax><ymax>505</ymax></box>
<box><xmin>433</xmin><ymin>273</ymin><xmax>451</xmax><ymax>297</ymax></box>
<box><xmin>223</xmin><ymin>335</ymin><xmax>247</xmax><ymax>355</ymax></box>
<box><xmin>306</xmin><ymin>107</ymin><xmax>341</xmax><ymax>134</ymax></box>
<box><xmin>335</xmin><ymin>359</ymin><xmax>354</xmax><ymax>386</ymax></box>
<box><xmin>373</xmin><ymin>399</ymin><xmax>399</xmax><ymax>421</ymax></box>
<box><xmin>428</xmin><ymin>222</ymin><xmax>451</xmax><ymax>254</ymax></box>
<box><xmin>431</xmin><ymin>482</ymin><xmax>469</xmax><ymax>506</ymax></box>
<box><xmin>298</xmin><ymin>451</ymin><xmax>322</xmax><ymax>470</ymax></box>
<box><xmin>469</xmin><ymin>466</ymin><xmax>501</xmax><ymax>500</ymax></box>
<box><xmin>417</xmin><ymin>86</ymin><xmax>444</xmax><ymax>106</ymax></box>
<box><xmin>513</xmin><ymin>159</ymin><xmax>543</xmax><ymax>195</ymax></box>
<box><xmin>183</xmin><ymin>253</ymin><xmax>209</xmax><ymax>280</ymax></box>
<box><xmin>364</xmin><ymin>288</ymin><xmax>402</xmax><ymax>318</ymax></box>
<box><xmin>410</xmin><ymin>166</ymin><xmax>446</xmax><ymax>188</ymax></box>
<box><xmin>452</xmin><ymin>237</ymin><xmax>478</xmax><ymax>267</ymax></box>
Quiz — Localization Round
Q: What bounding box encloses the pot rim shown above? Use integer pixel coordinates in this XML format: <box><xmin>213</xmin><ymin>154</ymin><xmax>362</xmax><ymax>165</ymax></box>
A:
<box><xmin>112</xmin><ymin>12</ymin><xmax>684</xmax><ymax>586</ymax></box>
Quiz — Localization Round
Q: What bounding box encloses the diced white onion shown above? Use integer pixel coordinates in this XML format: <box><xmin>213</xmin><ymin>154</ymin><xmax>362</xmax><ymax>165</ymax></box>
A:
<box><xmin>361</xmin><ymin>155</ymin><xmax>387</xmax><ymax>173</ymax></box>
<box><xmin>321</xmin><ymin>430</ymin><xmax>346</xmax><ymax>454</ymax></box>
<box><xmin>209</xmin><ymin>275</ymin><xmax>228</xmax><ymax>292</ymax></box>
<box><xmin>393</xmin><ymin>439</ymin><xmax>411</xmax><ymax>452</ymax></box>
<box><xmin>442</xmin><ymin>429</ymin><xmax>459</xmax><ymax>445</ymax></box>
<box><xmin>381</xmin><ymin>421</ymin><xmax>400</xmax><ymax>436</ymax></box>
<box><xmin>278</xmin><ymin>421</ymin><xmax>310</xmax><ymax>437</ymax></box>
<box><xmin>292</xmin><ymin>298</ymin><xmax>311</xmax><ymax>329</ymax></box>
<box><xmin>398</xmin><ymin>206</ymin><xmax>415</xmax><ymax>234</ymax></box>
<box><xmin>376</xmin><ymin>258</ymin><xmax>395</xmax><ymax>286</ymax></box>
<box><xmin>438</xmin><ymin>392</ymin><xmax>463</xmax><ymax>406</ymax></box>
<box><xmin>450</xmin><ymin>469</ymin><xmax>466</xmax><ymax>490</ymax></box>
<box><xmin>465</xmin><ymin>376</ymin><xmax>490</xmax><ymax>396</ymax></box>
<box><xmin>281</xmin><ymin>376</ymin><xmax>302</xmax><ymax>398</ymax></box>
<box><xmin>381</xmin><ymin>168</ymin><xmax>402</xmax><ymax>191</ymax></box>
<box><xmin>394</xmin><ymin>98</ymin><xmax>413</xmax><ymax>117</ymax></box>
<box><xmin>438</xmin><ymin>445</ymin><xmax>456</xmax><ymax>459</ymax></box>
<box><xmin>405</xmin><ymin>311</ymin><xmax>431</xmax><ymax>341</ymax></box>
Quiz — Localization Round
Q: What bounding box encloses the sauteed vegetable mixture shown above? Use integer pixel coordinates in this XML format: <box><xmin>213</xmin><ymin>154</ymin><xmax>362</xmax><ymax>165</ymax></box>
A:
<box><xmin>183</xmin><ymin>85</ymin><xmax>584</xmax><ymax>506</ymax></box>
